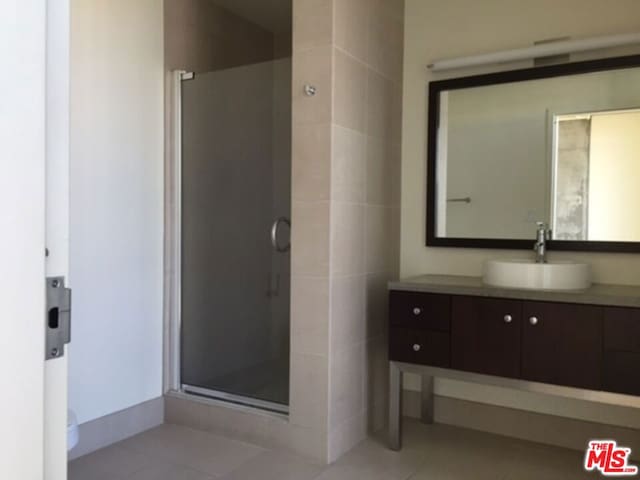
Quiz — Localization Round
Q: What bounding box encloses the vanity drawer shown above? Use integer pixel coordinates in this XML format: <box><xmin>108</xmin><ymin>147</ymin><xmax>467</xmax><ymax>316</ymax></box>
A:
<box><xmin>389</xmin><ymin>327</ymin><xmax>450</xmax><ymax>367</ymax></box>
<box><xmin>604</xmin><ymin>307</ymin><xmax>640</xmax><ymax>353</ymax></box>
<box><xmin>389</xmin><ymin>291</ymin><xmax>450</xmax><ymax>331</ymax></box>
<box><xmin>604</xmin><ymin>351</ymin><xmax>640</xmax><ymax>396</ymax></box>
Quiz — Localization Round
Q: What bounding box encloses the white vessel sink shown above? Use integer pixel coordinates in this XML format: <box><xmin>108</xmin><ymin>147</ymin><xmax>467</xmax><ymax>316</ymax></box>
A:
<box><xmin>483</xmin><ymin>259</ymin><xmax>592</xmax><ymax>291</ymax></box>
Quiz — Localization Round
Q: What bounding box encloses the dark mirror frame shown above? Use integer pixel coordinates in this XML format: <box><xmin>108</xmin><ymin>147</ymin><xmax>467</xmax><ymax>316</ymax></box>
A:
<box><xmin>426</xmin><ymin>54</ymin><xmax>640</xmax><ymax>253</ymax></box>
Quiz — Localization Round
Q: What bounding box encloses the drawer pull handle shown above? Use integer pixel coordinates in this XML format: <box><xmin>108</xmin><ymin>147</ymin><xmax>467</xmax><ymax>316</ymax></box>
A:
<box><xmin>412</xmin><ymin>344</ymin><xmax>421</xmax><ymax>352</ymax></box>
<box><xmin>413</xmin><ymin>307</ymin><xmax>422</xmax><ymax>315</ymax></box>
<box><xmin>529</xmin><ymin>316</ymin><xmax>539</xmax><ymax>326</ymax></box>
<box><xmin>504</xmin><ymin>314</ymin><xmax>513</xmax><ymax>323</ymax></box>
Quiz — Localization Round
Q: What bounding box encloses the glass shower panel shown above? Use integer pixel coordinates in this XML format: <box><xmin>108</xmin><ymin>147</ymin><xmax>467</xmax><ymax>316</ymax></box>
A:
<box><xmin>180</xmin><ymin>58</ymin><xmax>291</xmax><ymax>408</ymax></box>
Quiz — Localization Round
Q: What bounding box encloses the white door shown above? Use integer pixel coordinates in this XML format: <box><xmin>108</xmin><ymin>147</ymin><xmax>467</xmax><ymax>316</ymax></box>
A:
<box><xmin>0</xmin><ymin>1</ymin><xmax>69</xmax><ymax>479</ymax></box>
<box><xmin>45</xmin><ymin>1</ymin><xmax>70</xmax><ymax>479</ymax></box>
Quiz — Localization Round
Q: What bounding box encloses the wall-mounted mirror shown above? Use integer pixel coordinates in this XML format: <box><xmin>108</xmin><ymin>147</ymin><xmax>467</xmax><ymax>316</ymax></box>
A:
<box><xmin>427</xmin><ymin>55</ymin><xmax>640</xmax><ymax>252</ymax></box>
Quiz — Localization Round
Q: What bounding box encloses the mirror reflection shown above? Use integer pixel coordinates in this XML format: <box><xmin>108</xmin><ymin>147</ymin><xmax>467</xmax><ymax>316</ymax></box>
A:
<box><xmin>434</xmin><ymin>65</ymin><xmax>640</xmax><ymax>243</ymax></box>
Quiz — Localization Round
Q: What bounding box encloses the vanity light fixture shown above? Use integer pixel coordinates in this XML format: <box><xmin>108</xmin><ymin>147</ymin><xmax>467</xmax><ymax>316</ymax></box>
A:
<box><xmin>427</xmin><ymin>32</ymin><xmax>640</xmax><ymax>72</ymax></box>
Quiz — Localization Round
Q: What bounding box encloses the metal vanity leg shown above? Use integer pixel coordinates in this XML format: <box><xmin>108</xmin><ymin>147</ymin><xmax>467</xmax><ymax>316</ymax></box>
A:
<box><xmin>389</xmin><ymin>362</ymin><xmax>403</xmax><ymax>450</ymax></box>
<box><xmin>421</xmin><ymin>374</ymin><xmax>434</xmax><ymax>424</ymax></box>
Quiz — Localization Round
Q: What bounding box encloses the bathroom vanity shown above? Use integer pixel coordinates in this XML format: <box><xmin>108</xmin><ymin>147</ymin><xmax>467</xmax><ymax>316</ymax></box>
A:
<box><xmin>387</xmin><ymin>275</ymin><xmax>640</xmax><ymax>450</ymax></box>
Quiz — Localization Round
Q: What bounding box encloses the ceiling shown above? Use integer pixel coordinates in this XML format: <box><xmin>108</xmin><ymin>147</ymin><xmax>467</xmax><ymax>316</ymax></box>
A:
<box><xmin>211</xmin><ymin>0</ymin><xmax>292</xmax><ymax>34</ymax></box>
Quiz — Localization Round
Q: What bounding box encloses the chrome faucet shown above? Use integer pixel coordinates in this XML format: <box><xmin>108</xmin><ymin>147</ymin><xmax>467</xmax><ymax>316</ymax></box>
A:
<box><xmin>533</xmin><ymin>222</ymin><xmax>552</xmax><ymax>263</ymax></box>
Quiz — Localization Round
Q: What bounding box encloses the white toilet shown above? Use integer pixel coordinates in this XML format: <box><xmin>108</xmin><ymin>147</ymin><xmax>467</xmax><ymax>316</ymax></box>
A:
<box><xmin>67</xmin><ymin>410</ymin><xmax>79</xmax><ymax>452</ymax></box>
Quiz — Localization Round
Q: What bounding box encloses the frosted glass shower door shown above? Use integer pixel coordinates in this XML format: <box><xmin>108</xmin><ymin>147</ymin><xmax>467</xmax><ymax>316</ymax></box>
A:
<box><xmin>180</xmin><ymin>59</ymin><xmax>291</xmax><ymax>409</ymax></box>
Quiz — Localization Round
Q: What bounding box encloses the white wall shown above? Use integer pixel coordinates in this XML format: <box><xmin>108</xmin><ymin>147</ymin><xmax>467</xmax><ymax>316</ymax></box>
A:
<box><xmin>69</xmin><ymin>0</ymin><xmax>164</xmax><ymax>424</ymax></box>
<box><xmin>401</xmin><ymin>0</ymin><xmax>640</xmax><ymax>425</ymax></box>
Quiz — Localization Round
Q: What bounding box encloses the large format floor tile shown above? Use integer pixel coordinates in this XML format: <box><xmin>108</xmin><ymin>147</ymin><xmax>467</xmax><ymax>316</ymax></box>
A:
<box><xmin>69</xmin><ymin>420</ymin><xmax>591</xmax><ymax>480</ymax></box>
<box><xmin>118</xmin><ymin>424</ymin><xmax>265</xmax><ymax>476</ymax></box>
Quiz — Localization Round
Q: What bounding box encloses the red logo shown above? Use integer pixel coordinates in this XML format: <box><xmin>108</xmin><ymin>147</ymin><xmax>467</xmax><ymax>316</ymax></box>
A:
<box><xmin>585</xmin><ymin>440</ymin><xmax>638</xmax><ymax>476</ymax></box>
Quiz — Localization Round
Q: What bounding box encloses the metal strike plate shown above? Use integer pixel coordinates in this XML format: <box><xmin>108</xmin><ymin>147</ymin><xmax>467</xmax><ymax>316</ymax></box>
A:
<box><xmin>46</xmin><ymin>276</ymin><xmax>71</xmax><ymax>360</ymax></box>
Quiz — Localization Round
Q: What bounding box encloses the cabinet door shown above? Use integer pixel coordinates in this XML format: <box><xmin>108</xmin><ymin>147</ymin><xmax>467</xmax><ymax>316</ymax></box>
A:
<box><xmin>603</xmin><ymin>307</ymin><xmax>640</xmax><ymax>395</ymax></box>
<box><xmin>452</xmin><ymin>296</ymin><xmax>522</xmax><ymax>378</ymax></box>
<box><xmin>604</xmin><ymin>351</ymin><xmax>640</xmax><ymax>396</ymax></box>
<box><xmin>522</xmin><ymin>301</ymin><xmax>602</xmax><ymax>390</ymax></box>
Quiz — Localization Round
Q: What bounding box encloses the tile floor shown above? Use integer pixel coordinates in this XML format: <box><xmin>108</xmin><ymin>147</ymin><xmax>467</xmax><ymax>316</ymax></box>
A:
<box><xmin>69</xmin><ymin>420</ymin><xmax>593</xmax><ymax>479</ymax></box>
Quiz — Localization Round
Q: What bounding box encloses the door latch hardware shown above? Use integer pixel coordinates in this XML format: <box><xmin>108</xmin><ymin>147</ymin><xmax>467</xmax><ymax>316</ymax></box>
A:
<box><xmin>46</xmin><ymin>276</ymin><xmax>71</xmax><ymax>360</ymax></box>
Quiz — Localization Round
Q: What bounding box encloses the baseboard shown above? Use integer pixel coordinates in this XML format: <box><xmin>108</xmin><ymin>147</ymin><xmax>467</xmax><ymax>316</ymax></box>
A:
<box><xmin>403</xmin><ymin>391</ymin><xmax>640</xmax><ymax>460</ymax></box>
<box><xmin>68</xmin><ymin>397</ymin><xmax>164</xmax><ymax>460</ymax></box>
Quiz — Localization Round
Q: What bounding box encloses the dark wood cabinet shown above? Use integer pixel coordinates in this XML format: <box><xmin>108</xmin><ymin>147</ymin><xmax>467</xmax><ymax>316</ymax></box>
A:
<box><xmin>389</xmin><ymin>328</ymin><xmax>450</xmax><ymax>368</ymax></box>
<box><xmin>389</xmin><ymin>291</ymin><xmax>451</xmax><ymax>368</ymax></box>
<box><xmin>603</xmin><ymin>307</ymin><xmax>640</xmax><ymax>395</ymax></box>
<box><xmin>389</xmin><ymin>291</ymin><xmax>450</xmax><ymax>331</ymax></box>
<box><xmin>451</xmin><ymin>296</ymin><xmax>522</xmax><ymax>378</ymax></box>
<box><xmin>521</xmin><ymin>301</ymin><xmax>602</xmax><ymax>390</ymax></box>
<box><xmin>389</xmin><ymin>289</ymin><xmax>640</xmax><ymax>397</ymax></box>
<box><xmin>604</xmin><ymin>307</ymin><xmax>640</xmax><ymax>352</ymax></box>
<box><xmin>604</xmin><ymin>351</ymin><xmax>640</xmax><ymax>396</ymax></box>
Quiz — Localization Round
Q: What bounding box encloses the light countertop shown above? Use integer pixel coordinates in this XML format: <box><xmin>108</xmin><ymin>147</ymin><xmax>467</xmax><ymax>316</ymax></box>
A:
<box><xmin>389</xmin><ymin>274</ymin><xmax>640</xmax><ymax>308</ymax></box>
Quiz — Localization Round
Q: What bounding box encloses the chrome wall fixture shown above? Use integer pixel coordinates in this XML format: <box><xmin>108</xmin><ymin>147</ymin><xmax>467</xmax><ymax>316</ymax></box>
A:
<box><xmin>447</xmin><ymin>197</ymin><xmax>471</xmax><ymax>204</ymax></box>
<box><xmin>303</xmin><ymin>84</ymin><xmax>317</xmax><ymax>96</ymax></box>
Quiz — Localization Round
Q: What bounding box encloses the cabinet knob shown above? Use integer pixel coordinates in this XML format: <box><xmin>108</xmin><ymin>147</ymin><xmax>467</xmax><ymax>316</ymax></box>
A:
<box><xmin>412</xmin><ymin>343</ymin><xmax>421</xmax><ymax>352</ymax></box>
<box><xmin>413</xmin><ymin>307</ymin><xmax>422</xmax><ymax>316</ymax></box>
<box><xmin>503</xmin><ymin>314</ymin><xmax>513</xmax><ymax>323</ymax></box>
<box><xmin>529</xmin><ymin>316</ymin><xmax>539</xmax><ymax>326</ymax></box>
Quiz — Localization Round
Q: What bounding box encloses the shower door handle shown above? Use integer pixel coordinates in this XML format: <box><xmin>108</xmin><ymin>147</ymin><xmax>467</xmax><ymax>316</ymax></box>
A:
<box><xmin>271</xmin><ymin>217</ymin><xmax>291</xmax><ymax>253</ymax></box>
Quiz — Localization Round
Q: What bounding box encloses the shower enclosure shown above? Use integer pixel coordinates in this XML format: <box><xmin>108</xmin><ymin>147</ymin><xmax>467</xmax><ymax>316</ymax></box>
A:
<box><xmin>177</xmin><ymin>55</ymin><xmax>291</xmax><ymax>412</ymax></box>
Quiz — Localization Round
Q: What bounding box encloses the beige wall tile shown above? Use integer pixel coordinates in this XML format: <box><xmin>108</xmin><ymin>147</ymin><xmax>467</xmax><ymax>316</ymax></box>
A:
<box><xmin>327</xmin><ymin>410</ymin><xmax>368</xmax><ymax>462</ymax></box>
<box><xmin>365</xmin><ymin>205</ymin><xmax>396</xmax><ymax>275</ymax></box>
<box><xmin>330</xmin><ymin>275</ymin><xmax>366</xmax><ymax>352</ymax></box>
<box><xmin>165</xmin><ymin>395</ymin><xmax>211</xmax><ymax>431</ymax></box>
<box><xmin>292</xmin><ymin>201</ymin><xmax>330</xmax><ymax>276</ymax></box>
<box><xmin>290</xmin><ymin>352</ymin><xmax>329</xmax><ymax>431</ymax></box>
<box><xmin>293</xmin><ymin>0</ymin><xmax>333</xmax><ymax>51</ymax></box>
<box><xmin>334</xmin><ymin>49</ymin><xmax>368</xmax><ymax>133</ymax></box>
<box><xmin>365</xmin><ymin>70</ymin><xmax>394</xmax><ymax>140</ymax></box>
<box><xmin>368</xmin><ymin>398</ymin><xmax>387</xmax><ymax>433</ymax></box>
<box><xmin>330</xmin><ymin>202</ymin><xmax>366</xmax><ymax>276</ymax></box>
<box><xmin>335</xmin><ymin>0</ymin><xmax>369</xmax><ymax>62</ymax></box>
<box><xmin>390</xmin><ymin>142</ymin><xmax>402</xmax><ymax>207</ymax></box>
<box><xmin>293</xmin><ymin>123</ymin><xmax>332</xmax><ymax>202</ymax></box>
<box><xmin>164</xmin><ymin>395</ymin><xmax>288</xmax><ymax>449</ymax></box>
<box><xmin>390</xmin><ymin>85</ymin><xmax>404</xmax><ymax>148</ymax></box>
<box><xmin>367</xmin><ymin>0</ymin><xmax>404</xmax><ymax>81</ymax></box>
<box><xmin>331</xmin><ymin>125</ymin><xmax>366</xmax><ymax>203</ymax></box>
<box><xmin>282</xmin><ymin>423</ymin><xmax>329</xmax><ymax>464</ymax></box>
<box><xmin>291</xmin><ymin>276</ymin><xmax>330</xmax><ymax>356</ymax></box>
<box><xmin>165</xmin><ymin>0</ymin><xmax>276</xmax><ymax>73</ymax></box>
<box><xmin>329</xmin><ymin>343</ymin><xmax>365</xmax><ymax>429</ymax></box>
<box><xmin>365</xmin><ymin>136</ymin><xmax>394</xmax><ymax>205</ymax></box>
<box><xmin>326</xmin><ymin>2</ymin><xmax>403</xmax><ymax>463</ymax></box>
<box><xmin>293</xmin><ymin>45</ymin><xmax>333</xmax><ymax>125</ymax></box>
<box><xmin>205</xmin><ymin>404</ymin><xmax>272</xmax><ymax>445</ymax></box>
<box><xmin>390</xmin><ymin>206</ymin><xmax>401</xmax><ymax>276</ymax></box>
<box><xmin>365</xmin><ymin>272</ymin><xmax>391</xmax><ymax>340</ymax></box>
<box><xmin>364</xmin><ymin>336</ymin><xmax>389</xmax><ymax>418</ymax></box>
